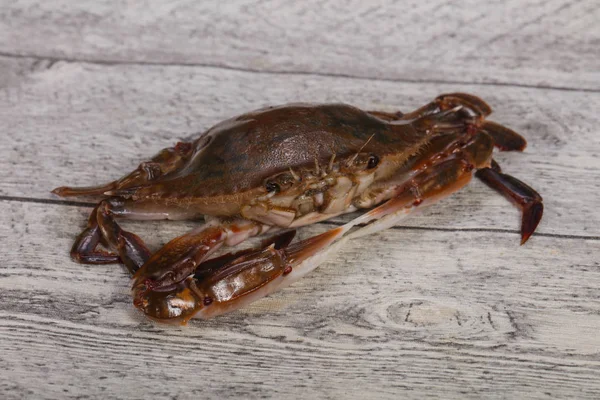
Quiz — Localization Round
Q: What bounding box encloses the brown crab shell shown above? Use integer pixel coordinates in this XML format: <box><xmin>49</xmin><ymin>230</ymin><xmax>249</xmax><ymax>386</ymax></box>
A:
<box><xmin>128</xmin><ymin>104</ymin><xmax>426</xmax><ymax>205</ymax></box>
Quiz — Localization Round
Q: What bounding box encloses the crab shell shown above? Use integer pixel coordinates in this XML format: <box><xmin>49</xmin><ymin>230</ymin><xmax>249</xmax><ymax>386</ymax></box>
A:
<box><xmin>116</xmin><ymin>104</ymin><xmax>430</xmax><ymax>227</ymax></box>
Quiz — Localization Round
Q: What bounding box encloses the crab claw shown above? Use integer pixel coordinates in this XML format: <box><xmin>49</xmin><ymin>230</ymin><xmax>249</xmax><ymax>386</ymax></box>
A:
<box><xmin>133</xmin><ymin>227</ymin><xmax>345</xmax><ymax>323</ymax></box>
<box><xmin>133</xmin><ymin>278</ymin><xmax>201</xmax><ymax>324</ymax></box>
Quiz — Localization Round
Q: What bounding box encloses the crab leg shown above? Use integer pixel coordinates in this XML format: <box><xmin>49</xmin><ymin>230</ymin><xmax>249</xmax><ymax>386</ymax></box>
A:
<box><xmin>476</xmin><ymin>160</ymin><xmax>543</xmax><ymax>244</ymax></box>
<box><xmin>367</xmin><ymin>110</ymin><xmax>405</xmax><ymax>121</ymax></box>
<box><xmin>478</xmin><ymin>121</ymin><xmax>527</xmax><ymax>152</ymax></box>
<box><xmin>402</xmin><ymin>92</ymin><xmax>492</xmax><ymax>120</ymax></box>
<box><xmin>366</xmin><ymin>93</ymin><xmax>491</xmax><ymax>126</ymax></box>
<box><xmin>69</xmin><ymin>197</ymin><xmax>205</xmax><ymax>274</ymax></box>
<box><xmin>193</xmin><ymin>230</ymin><xmax>296</xmax><ymax>281</ymax></box>
<box><xmin>371</xmin><ymin>93</ymin><xmax>526</xmax><ymax>154</ymax></box>
<box><xmin>396</xmin><ymin>93</ymin><xmax>528</xmax><ymax>153</ymax></box>
<box><xmin>69</xmin><ymin>204</ymin><xmax>121</xmax><ymax>265</ymax></box>
<box><xmin>52</xmin><ymin>141</ymin><xmax>193</xmax><ymax>197</ymax></box>
<box><xmin>94</xmin><ymin>202</ymin><xmax>153</xmax><ymax>274</ymax></box>
<box><xmin>70</xmin><ymin>199</ymin><xmax>159</xmax><ymax>274</ymax></box>
<box><xmin>130</xmin><ymin>218</ymin><xmax>272</xmax><ymax>303</ymax></box>
<box><xmin>369</xmin><ymin>93</ymin><xmax>492</xmax><ymax>123</ymax></box>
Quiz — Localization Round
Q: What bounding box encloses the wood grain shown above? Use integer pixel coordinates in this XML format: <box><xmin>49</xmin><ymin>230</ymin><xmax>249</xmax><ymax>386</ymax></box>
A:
<box><xmin>1</xmin><ymin>55</ymin><xmax>599</xmax><ymax>238</ymax></box>
<box><xmin>0</xmin><ymin>0</ymin><xmax>598</xmax><ymax>90</ymax></box>
<box><xmin>1</xmin><ymin>201</ymin><xmax>599</xmax><ymax>399</ymax></box>
<box><xmin>1</xmin><ymin>1</ymin><xmax>599</xmax><ymax>398</ymax></box>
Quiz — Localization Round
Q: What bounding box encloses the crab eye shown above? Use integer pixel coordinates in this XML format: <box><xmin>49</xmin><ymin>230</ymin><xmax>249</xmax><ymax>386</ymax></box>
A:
<box><xmin>367</xmin><ymin>155</ymin><xmax>379</xmax><ymax>169</ymax></box>
<box><xmin>265</xmin><ymin>181</ymin><xmax>280</xmax><ymax>193</ymax></box>
<box><xmin>265</xmin><ymin>172</ymin><xmax>298</xmax><ymax>193</ymax></box>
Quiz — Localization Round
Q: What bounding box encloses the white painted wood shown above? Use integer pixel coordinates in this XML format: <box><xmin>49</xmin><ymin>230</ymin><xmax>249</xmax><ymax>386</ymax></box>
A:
<box><xmin>1</xmin><ymin>1</ymin><xmax>599</xmax><ymax>398</ymax></box>
<box><xmin>0</xmin><ymin>55</ymin><xmax>599</xmax><ymax>237</ymax></box>
<box><xmin>1</xmin><ymin>201</ymin><xmax>599</xmax><ymax>399</ymax></box>
<box><xmin>0</xmin><ymin>0</ymin><xmax>597</xmax><ymax>90</ymax></box>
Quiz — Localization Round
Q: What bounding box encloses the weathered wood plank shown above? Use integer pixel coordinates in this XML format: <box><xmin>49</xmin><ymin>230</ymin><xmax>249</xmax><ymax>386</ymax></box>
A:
<box><xmin>2</xmin><ymin>1</ymin><xmax>598</xmax><ymax>398</ymax></box>
<box><xmin>1</xmin><ymin>56</ymin><xmax>599</xmax><ymax>237</ymax></box>
<box><xmin>1</xmin><ymin>200</ymin><xmax>599</xmax><ymax>399</ymax></box>
<box><xmin>0</xmin><ymin>0</ymin><xmax>598</xmax><ymax>90</ymax></box>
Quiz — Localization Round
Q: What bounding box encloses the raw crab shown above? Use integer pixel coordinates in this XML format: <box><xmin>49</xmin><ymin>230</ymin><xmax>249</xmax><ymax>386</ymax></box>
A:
<box><xmin>53</xmin><ymin>93</ymin><xmax>543</xmax><ymax>323</ymax></box>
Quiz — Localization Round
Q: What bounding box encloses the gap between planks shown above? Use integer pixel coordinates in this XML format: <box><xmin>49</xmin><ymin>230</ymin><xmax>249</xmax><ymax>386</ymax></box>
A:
<box><xmin>0</xmin><ymin>51</ymin><xmax>598</xmax><ymax>95</ymax></box>
<box><xmin>2</xmin><ymin>195</ymin><xmax>598</xmax><ymax>242</ymax></box>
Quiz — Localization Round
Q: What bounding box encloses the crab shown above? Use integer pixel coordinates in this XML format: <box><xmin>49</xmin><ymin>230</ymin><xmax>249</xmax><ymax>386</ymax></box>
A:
<box><xmin>53</xmin><ymin>93</ymin><xmax>543</xmax><ymax>323</ymax></box>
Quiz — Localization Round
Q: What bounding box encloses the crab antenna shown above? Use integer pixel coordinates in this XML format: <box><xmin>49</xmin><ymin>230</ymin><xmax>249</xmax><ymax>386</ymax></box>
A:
<box><xmin>346</xmin><ymin>134</ymin><xmax>375</xmax><ymax>166</ymax></box>
<box><xmin>314</xmin><ymin>157</ymin><xmax>321</xmax><ymax>176</ymax></box>
<box><xmin>328</xmin><ymin>153</ymin><xmax>336</xmax><ymax>173</ymax></box>
<box><xmin>289</xmin><ymin>168</ymin><xmax>301</xmax><ymax>181</ymax></box>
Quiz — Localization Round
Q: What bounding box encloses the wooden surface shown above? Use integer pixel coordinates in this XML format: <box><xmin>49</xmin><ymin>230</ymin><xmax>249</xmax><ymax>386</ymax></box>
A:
<box><xmin>1</xmin><ymin>1</ymin><xmax>599</xmax><ymax>399</ymax></box>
